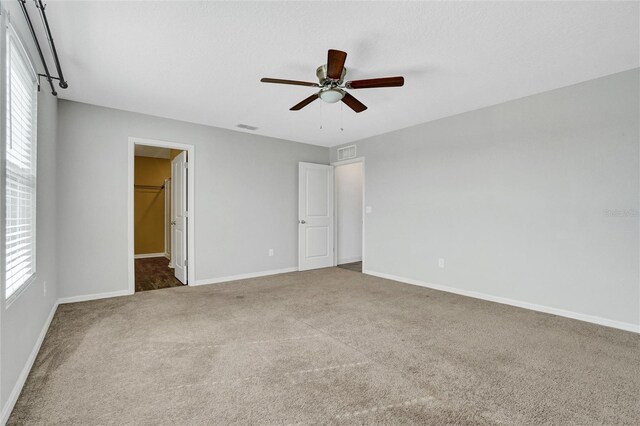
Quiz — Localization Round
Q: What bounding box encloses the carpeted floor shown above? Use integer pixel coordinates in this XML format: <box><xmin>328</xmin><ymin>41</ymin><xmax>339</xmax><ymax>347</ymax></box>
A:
<box><xmin>8</xmin><ymin>268</ymin><xmax>640</xmax><ymax>425</ymax></box>
<box><xmin>135</xmin><ymin>256</ymin><xmax>184</xmax><ymax>292</ymax></box>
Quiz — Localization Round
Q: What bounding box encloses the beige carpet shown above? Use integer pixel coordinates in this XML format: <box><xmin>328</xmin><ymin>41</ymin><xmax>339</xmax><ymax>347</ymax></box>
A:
<box><xmin>8</xmin><ymin>268</ymin><xmax>640</xmax><ymax>425</ymax></box>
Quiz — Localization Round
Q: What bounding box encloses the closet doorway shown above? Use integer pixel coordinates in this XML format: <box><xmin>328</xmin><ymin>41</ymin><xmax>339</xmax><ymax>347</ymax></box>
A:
<box><xmin>333</xmin><ymin>158</ymin><xmax>364</xmax><ymax>273</ymax></box>
<box><xmin>127</xmin><ymin>137</ymin><xmax>195</xmax><ymax>293</ymax></box>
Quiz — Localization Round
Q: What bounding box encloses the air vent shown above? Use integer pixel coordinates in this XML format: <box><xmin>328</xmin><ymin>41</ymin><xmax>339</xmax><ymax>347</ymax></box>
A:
<box><xmin>337</xmin><ymin>145</ymin><xmax>356</xmax><ymax>161</ymax></box>
<box><xmin>236</xmin><ymin>124</ymin><xmax>258</xmax><ymax>131</ymax></box>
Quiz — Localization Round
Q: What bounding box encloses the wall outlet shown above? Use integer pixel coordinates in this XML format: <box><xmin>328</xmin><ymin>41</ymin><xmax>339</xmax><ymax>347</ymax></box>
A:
<box><xmin>438</xmin><ymin>258</ymin><xmax>445</xmax><ymax>268</ymax></box>
<box><xmin>43</xmin><ymin>281</ymin><xmax>47</xmax><ymax>296</ymax></box>
<box><xmin>365</xmin><ymin>206</ymin><xmax>373</xmax><ymax>214</ymax></box>
<box><xmin>268</xmin><ymin>248</ymin><xmax>274</xmax><ymax>257</ymax></box>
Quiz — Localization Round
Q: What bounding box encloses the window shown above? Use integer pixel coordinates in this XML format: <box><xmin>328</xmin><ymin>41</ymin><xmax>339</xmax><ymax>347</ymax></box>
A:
<box><xmin>5</xmin><ymin>25</ymin><xmax>37</xmax><ymax>300</ymax></box>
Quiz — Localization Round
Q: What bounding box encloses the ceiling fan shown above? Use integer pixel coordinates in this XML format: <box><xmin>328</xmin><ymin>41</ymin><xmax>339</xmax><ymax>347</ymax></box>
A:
<box><xmin>260</xmin><ymin>49</ymin><xmax>404</xmax><ymax>113</ymax></box>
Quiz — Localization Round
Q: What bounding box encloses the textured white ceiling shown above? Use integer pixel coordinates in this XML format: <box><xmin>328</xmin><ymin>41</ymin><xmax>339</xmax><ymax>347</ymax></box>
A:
<box><xmin>38</xmin><ymin>1</ymin><xmax>639</xmax><ymax>147</ymax></box>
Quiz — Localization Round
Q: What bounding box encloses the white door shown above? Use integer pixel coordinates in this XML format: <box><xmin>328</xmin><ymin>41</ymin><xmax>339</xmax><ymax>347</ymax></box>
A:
<box><xmin>298</xmin><ymin>162</ymin><xmax>334</xmax><ymax>271</ymax></box>
<box><xmin>171</xmin><ymin>152</ymin><xmax>188</xmax><ymax>283</ymax></box>
<box><xmin>164</xmin><ymin>178</ymin><xmax>171</xmax><ymax>261</ymax></box>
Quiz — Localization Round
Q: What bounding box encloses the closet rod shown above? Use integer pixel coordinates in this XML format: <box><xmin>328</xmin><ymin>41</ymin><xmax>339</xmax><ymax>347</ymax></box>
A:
<box><xmin>134</xmin><ymin>184</ymin><xmax>165</xmax><ymax>190</ymax></box>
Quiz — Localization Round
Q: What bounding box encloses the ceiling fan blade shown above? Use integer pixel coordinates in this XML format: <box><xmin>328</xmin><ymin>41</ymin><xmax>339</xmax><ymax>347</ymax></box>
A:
<box><xmin>341</xmin><ymin>93</ymin><xmax>367</xmax><ymax>113</ymax></box>
<box><xmin>346</xmin><ymin>76</ymin><xmax>404</xmax><ymax>89</ymax></box>
<box><xmin>261</xmin><ymin>78</ymin><xmax>319</xmax><ymax>87</ymax></box>
<box><xmin>326</xmin><ymin>49</ymin><xmax>347</xmax><ymax>80</ymax></box>
<box><xmin>290</xmin><ymin>94</ymin><xmax>319</xmax><ymax>111</ymax></box>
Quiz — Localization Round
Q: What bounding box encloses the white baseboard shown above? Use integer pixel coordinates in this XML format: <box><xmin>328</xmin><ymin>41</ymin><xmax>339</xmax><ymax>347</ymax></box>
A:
<box><xmin>363</xmin><ymin>269</ymin><xmax>640</xmax><ymax>334</ymax></box>
<box><xmin>338</xmin><ymin>256</ymin><xmax>362</xmax><ymax>265</ymax></box>
<box><xmin>1</xmin><ymin>300</ymin><xmax>59</xmax><ymax>425</ymax></box>
<box><xmin>58</xmin><ymin>289</ymin><xmax>133</xmax><ymax>305</ymax></box>
<box><xmin>134</xmin><ymin>253</ymin><xmax>165</xmax><ymax>259</ymax></box>
<box><xmin>192</xmin><ymin>267</ymin><xmax>298</xmax><ymax>286</ymax></box>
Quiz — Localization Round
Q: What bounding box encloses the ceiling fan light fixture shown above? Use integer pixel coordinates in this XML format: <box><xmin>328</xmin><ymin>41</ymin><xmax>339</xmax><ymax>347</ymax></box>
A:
<box><xmin>319</xmin><ymin>88</ymin><xmax>345</xmax><ymax>103</ymax></box>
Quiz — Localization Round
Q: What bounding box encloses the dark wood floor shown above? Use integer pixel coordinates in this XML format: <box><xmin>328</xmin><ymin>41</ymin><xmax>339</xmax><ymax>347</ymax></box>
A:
<box><xmin>135</xmin><ymin>257</ymin><xmax>184</xmax><ymax>292</ymax></box>
<box><xmin>337</xmin><ymin>261</ymin><xmax>362</xmax><ymax>273</ymax></box>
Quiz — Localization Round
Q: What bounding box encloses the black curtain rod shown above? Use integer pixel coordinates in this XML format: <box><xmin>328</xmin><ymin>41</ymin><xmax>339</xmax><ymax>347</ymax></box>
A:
<box><xmin>35</xmin><ymin>0</ymin><xmax>67</xmax><ymax>89</ymax></box>
<box><xmin>18</xmin><ymin>0</ymin><xmax>57</xmax><ymax>95</ymax></box>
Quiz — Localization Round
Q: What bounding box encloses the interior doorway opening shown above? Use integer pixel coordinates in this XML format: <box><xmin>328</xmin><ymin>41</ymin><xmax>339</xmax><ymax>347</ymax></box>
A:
<box><xmin>128</xmin><ymin>138</ymin><xmax>195</xmax><ymax>294</ymax></box>
<box><xmin>133</xmin><ymin>145</ymin><xmax>185</xmax><ymax>291</ymax></box>
<box><xmin>334</xmin><ymin>159</ymin><xmax>364</xmax><ymax>273</ymax></box>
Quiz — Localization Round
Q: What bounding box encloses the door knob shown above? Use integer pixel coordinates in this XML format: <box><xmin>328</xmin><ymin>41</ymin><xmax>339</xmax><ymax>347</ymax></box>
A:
<box><xmin>299</xmin><ymin>220</ymin><xmax>306</xmax><ymax>224</ymax></box>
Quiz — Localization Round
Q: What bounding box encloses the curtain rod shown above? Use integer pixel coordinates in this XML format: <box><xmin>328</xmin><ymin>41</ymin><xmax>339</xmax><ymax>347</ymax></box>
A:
<box><xmin>18</xmin><ymin>0</ymin><xmax>68</xmax><ymax>96</ymax></box>
<box><xmin>18</xmin><ymin>0</ymin><xmax>56</xmax><ymax>95</ymax></box>
<box><xmin>35</xmin><ymin>0</ymin><xmax>67</xmax><ymax>89</ymax></box>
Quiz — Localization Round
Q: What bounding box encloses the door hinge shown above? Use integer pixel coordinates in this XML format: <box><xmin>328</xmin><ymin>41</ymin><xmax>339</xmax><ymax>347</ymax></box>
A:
<box><xmin>184</xmin><ymin>259</ymin><xmax>188</xmax><ymax>267</ymax></box>
<box><xmin>184</xmin><ymin>162</ymin><xmax>188</xmax><ymax>169</ymax></box>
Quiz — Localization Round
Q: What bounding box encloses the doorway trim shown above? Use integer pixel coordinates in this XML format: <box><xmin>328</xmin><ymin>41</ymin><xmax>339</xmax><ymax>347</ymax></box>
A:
<box><xmin>331</xmin><ymin>157</ymin><xmax>365</xmax><ymax>270</ymax></box>
<box><xmin>127</xmin><ymin>137</ymin><xmax>196</xmax><ymax>294</ymax></box>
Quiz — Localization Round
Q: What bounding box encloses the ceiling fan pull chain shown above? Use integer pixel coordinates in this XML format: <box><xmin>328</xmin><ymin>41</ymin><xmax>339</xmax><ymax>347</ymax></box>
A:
<box><xmin>319</xmin><ymin>102</ymin><xmax>324</xmax><ymax>130</ymax></box>
<box><xmin>340</xmin><ymin>102</ymin><xmax>344</xmax><ymax>131</ymax></box>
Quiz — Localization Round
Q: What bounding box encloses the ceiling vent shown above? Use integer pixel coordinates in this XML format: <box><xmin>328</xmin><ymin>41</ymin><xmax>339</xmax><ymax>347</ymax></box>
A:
<box><xmin>236</xmin><ymin>124</ymin><xmax>258</xmax><ymax>131</ymax></box>
<box><xmin>337</xmin><ymin>145</ymin><xmax>356</xmax><ymax>161</ymax></box>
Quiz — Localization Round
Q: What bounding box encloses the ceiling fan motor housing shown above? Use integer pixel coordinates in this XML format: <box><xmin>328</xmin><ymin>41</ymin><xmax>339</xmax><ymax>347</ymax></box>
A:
<box><xmin>316</xmin><ymin>65</ymin><xmax>347</xmax><ymax>86</ymax></box>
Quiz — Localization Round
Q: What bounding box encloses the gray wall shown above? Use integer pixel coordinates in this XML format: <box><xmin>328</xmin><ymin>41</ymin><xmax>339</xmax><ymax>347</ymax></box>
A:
<box><xmin>56</xmin><ymin>100</ymin><xmax>328</xmax><ymax>299</ymax></box>
<box><xmin>331</xmin><ymin>69</ymin><xmax>640</xmax><ymax>328</ymax></box>
<box><xmin>0</xmin><ymin>3</ymin><xmax>59</xmax><ymax>417</ymax></box>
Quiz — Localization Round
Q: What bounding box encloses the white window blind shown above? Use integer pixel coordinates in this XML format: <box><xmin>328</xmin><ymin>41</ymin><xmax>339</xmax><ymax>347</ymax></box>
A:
<box><xmin>5</xmin><ymin>25</ymin><xmax>37</xmax><ymax>299</ymax></box>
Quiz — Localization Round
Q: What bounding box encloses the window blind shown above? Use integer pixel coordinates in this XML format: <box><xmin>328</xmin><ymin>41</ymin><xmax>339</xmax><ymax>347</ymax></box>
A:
<box><xmin>5</xmin><ymin>26</ymin><xmax>37</xmax><ymax>299</ymax></box>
